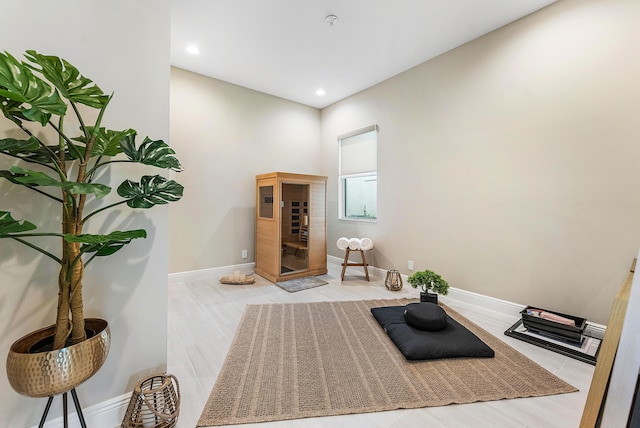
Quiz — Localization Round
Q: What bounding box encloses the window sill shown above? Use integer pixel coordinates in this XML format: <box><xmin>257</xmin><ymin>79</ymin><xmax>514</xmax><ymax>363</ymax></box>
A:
<box><xmin>339</xmin><ymin>217</ymin><xmax>377</xmax><ymax>223</ymax></box>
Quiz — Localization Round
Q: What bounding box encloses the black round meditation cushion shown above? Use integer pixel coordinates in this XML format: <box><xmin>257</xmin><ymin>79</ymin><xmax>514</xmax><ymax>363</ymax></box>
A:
<box><xmin>404</xmin><ymin>302</ymin><xmax>448</xmax><ymax>331</ymax></box>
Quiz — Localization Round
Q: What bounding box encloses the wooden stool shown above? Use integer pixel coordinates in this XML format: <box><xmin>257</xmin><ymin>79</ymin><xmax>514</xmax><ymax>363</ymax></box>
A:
<box><xmin>341</xmin><ymin>249</ymin><xmax>370</xmax><ymax>281</ymax></box>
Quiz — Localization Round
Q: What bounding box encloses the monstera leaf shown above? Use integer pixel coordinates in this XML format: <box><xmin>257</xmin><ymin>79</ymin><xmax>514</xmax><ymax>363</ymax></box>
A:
<box><xmin>64</xmin><ymin>230</ymin><xmax>147</xmax><ymax>257</ymax></box>
<box><xmin>24</xmin><ymin>50</ymin><xmax>109</xmax><ymax>109</ymax></box>
<box><xmin>0</xmin><ymin>137</ymin><xmax>40</xmax><ymax>156</ymax></box>
<box><xmin>0</xmin><ymin>211</ymin><xmax>37</xmax><ymax>235</ymax></box>
<box><xmin>0</xmin><ymin>170</ymin><xmax>28</xmax><ymax>186</ymax></box>
<box><xmin>117</xmin><ymin>175</ymin><xmax>184</xmax><ymax>208</ymax></box>
<box><xmin>8</xmin><ymin>166</ymin><xmax>111</xmax><ymax>198</ymax></box>
<box><xmin>72</xmin><ymin>127</ymin><xmax>134</xmax><ymax>158</ymax></box>
<box><xmin>121</xmin><ymin>135</ymin><xmax>183</xmax><ymax>172</ymax></box>
<box><xmin>0</xmin><ymin>51</ymin><xmax>67</xmax><ymax>125</ymax></box>
<box><xmin>0</xmin><ymin>137</ymin><xmax>61</xmax><ymax>165</ymax></box>
<box><xmin>0</xmin><ymin>97</ymin><xmax>25</xmax><ymax>121</ymax></box>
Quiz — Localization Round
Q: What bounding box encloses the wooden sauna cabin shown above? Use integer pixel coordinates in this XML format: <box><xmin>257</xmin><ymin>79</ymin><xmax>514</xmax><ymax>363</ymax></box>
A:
<box><xmin>255</xmin><ymin>172</ymin><xmax>328</xmax><ymax>282</ymax></box>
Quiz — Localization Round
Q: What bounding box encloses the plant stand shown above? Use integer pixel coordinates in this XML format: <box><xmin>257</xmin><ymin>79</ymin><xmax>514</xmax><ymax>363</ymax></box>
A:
<box><xmin>39</xmin><ymin>388</ymin><xmax>87</xmax><ymax>428</ymax></box>
<box><xmin>340</xmin><ymin>249</ymin><xmax>370</xmax><ymax>281</ymax></box>
<box><xmin>6</xmin><ymin>319</ymin><xmax>110</xmax><ymax>428</ymax></box>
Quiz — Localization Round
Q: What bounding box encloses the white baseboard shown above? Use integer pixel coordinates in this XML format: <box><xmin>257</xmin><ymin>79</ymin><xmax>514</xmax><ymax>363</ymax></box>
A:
<box><xmin>329</xmin><ymin>255</ymin><xmax>522</xmax><ymax>312</ymax></box>
<box><xmin>168</xmin><ymin>262</ymin><xmax>256</xmax><ymax>284</ymax></box>
<box><xmin>30</xmin><ymin>392</ymin><xmax>130</xmax><ymax>428</ymax></box>
<box><xmin>170</xmin><ymin>257</ymin><xmax>608</xmax><ymax>337</ymax></box>
<box><xmin>327</xmin><ymin>254</ymin><xmax>387</xmax><ymax>279</ymax></box>
<box><xmin>328</xmin><ymin>255</ymin><xmax>606</xmax><ymax>336</ymax></box>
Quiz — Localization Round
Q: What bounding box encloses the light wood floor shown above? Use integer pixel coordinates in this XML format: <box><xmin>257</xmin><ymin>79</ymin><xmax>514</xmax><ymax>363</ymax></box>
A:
<box><xmin>168</xmin><ymin>264</ymin><xmax>595</xmax><ymax>428</ymax></box>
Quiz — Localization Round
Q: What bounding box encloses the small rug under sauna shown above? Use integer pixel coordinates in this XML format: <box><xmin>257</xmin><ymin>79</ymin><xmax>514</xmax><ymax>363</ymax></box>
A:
<box><xmin>197</xmin><ymin>299</ymin><xmax>577</xmax><ymax>427</ymax></box>
<box><xmin>275</xmin><ymin>276</ymin><xmax>328</xmax><ymax>293</ymax></box>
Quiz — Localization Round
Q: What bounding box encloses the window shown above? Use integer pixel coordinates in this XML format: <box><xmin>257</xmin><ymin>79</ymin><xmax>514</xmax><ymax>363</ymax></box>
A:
<box><xmin>258</xmin><ymin>185</ymin><xmax>274</xmax><ymax>218</ymax></box>
<box><xmin>338</xmin><ymin>125</ymin><xmax>378</xmax><ymax>221</ymax></box>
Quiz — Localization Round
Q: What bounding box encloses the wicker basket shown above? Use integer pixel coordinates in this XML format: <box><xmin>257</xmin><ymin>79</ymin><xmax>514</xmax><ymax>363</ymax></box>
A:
<box><xmin>122</xmin><ymin>373</ymin><xmax>180</xmax><ymax>428</ymax></box>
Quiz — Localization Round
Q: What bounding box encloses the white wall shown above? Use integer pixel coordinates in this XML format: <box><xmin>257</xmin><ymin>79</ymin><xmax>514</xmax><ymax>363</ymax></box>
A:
<box><xmin>320</xmin><ymin>0</ymin><xmax>640</xmax><ymax>325</ymax></box>
<box><xmin>0</xmin><ymin>1</ymin><xmax>171</xmax><ymax>426</ymax></box>
<box><xmin>169</xmin><ymin>68</ymin><xmax>321</xmax><ymax>273</ymax></box>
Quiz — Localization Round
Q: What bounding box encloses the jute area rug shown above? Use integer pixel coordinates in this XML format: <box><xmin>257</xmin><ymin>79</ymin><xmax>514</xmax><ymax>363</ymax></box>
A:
<box><xmin>198</xmin><ymin>299</ymin><xmax>577</xmax><ymax>426</ymax></box>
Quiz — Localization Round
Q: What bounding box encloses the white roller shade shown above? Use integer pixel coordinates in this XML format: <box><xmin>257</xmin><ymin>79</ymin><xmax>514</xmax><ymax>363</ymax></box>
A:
<box><xmin>339</xmin><ymin>128</ymin><xmax>377</xmax><ymax>175</ymax></box>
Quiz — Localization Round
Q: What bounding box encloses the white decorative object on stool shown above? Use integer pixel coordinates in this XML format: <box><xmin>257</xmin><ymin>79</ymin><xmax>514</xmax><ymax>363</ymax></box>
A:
<box><xmin>360</xmin><ymin>237</ymin><xmax>374</xmax><ymax>251</ymax></box>
<box><xmin>348</xmin><ymin>238</ymin><xmax>362</xmax><ymax>250</ymax></box>
<box><xmin>336</xmin><ymin>237</ymin><xmax>349</xmax><ymax>251</ymax></box>
<box><xmin>338</xmin><ymin>237</ymin><xmax>373</xmax><ymax>281</ymax></box>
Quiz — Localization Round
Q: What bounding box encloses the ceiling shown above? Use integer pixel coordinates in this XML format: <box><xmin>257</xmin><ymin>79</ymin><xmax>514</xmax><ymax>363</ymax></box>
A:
<box><xmin>171</xmin><ymin>0</ymin><xmax>557</xmax><ymax>109</ymax></box>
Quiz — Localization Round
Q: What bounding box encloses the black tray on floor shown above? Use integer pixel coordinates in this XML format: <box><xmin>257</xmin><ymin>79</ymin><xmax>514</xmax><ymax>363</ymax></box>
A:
<box><xmin>504</xmin><ymin>319</ymin><xmax>601</xmax><ymax>365</ymax></box>
<box><xmin>520</xmin><ymin>306</ymin><xmax>586</xmax><ymax>343</ymax></box>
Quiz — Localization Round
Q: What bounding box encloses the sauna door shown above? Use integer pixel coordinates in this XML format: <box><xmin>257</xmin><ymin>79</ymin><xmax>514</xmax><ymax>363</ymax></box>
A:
<box><xmin>280</xmin><ymin>183</ymin><xmax>309</xmax><ymax>275</ymax></box>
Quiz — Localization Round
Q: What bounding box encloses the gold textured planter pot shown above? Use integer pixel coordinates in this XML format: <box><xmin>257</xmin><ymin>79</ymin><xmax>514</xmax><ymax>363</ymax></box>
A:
<box><xmin>6</xmin><ymin>318</ymin><xmax>110</xmax><ymax>398</ymax></box>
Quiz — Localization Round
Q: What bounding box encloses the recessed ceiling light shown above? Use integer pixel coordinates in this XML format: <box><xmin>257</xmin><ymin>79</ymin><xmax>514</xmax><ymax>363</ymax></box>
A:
<box><xmin>316</xmin><ymin>89</ymin><xmax>326</xmax><ymax>96</ymax></box>
<box><xmin>186</xmin><ymin>45</ymin><xmax>200</xmax><ymax>55</ymax></box>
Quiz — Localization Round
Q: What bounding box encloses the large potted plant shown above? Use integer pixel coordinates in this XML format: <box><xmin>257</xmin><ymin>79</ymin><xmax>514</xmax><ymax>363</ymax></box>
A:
<box><xmin>407</xmin><ymin>269</ymin><xmax>449</xmax><ymax>304</ymax></box>
<box><xmin>0</xmin><ymin>50</ymin><xmax>183</xmax><ymax>399</ymax></box>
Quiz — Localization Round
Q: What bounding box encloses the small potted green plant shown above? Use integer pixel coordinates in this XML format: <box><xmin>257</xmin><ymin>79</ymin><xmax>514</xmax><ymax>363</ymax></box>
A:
<box><xmin>407</xmin><ymin>269</ymin><xmax>449</xmax><ymax>304</ymax></box>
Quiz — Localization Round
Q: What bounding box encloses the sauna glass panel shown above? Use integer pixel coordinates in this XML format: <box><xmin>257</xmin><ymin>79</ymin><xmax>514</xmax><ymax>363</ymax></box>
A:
<box><xmin>259</xmin><ymin>185</ymin><xmax>274</xmax><ymax>218</ymax></box>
